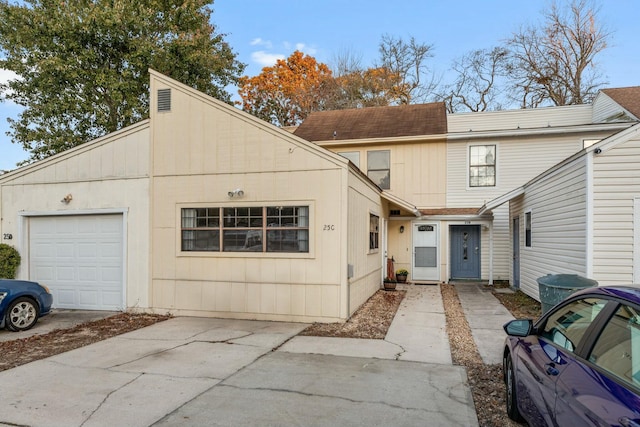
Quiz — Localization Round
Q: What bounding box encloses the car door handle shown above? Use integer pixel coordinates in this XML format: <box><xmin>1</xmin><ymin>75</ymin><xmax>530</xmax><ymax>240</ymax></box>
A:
<box><xmin>620</xmin><ymin>417</ymin><xmax>640</xmax><ymax>427</ymax></box>
<box><xmin>545</xmin><ymin>363</ymin><xmax>559</xmax><ymax>376</ymax></box>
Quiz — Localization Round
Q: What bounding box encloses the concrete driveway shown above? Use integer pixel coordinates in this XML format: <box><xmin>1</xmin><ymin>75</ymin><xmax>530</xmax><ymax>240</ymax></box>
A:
<box><xmin>0</xmin><ymin>285</ymin><xmax>481</xmax><ymax>427</ymax></box>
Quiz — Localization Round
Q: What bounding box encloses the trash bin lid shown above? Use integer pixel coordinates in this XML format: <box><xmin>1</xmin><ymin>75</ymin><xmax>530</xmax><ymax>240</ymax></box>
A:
<box><xmin>536</xmin><ymin>274</ymin><xmax>598</xmax><ymax>289</ymax></box>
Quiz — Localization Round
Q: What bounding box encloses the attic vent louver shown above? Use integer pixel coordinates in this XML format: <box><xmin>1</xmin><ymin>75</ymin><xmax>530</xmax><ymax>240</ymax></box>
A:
<box><xmin>390</xmin><ymin>209</ymin><xmax>401</xmax><ymax>216</ymax></box>
<box><xmin>157</xmin><ymin>88</ymin><xmax>171</xmax><ymax>112</ymax></box>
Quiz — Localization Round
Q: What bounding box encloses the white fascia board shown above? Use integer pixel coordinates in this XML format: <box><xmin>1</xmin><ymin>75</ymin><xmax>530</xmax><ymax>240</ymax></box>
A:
<box><xmin>478</xmin><ymin>186</ymin><xmax>525</xmax><ymax>215</ymax></box>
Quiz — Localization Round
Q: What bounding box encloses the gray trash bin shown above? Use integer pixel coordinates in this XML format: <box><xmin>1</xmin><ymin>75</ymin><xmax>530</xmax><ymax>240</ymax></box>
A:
<box><xmin>537</xmin><ymin>274</ymin><xmax>598</xmax><ymax>314</ymax></box>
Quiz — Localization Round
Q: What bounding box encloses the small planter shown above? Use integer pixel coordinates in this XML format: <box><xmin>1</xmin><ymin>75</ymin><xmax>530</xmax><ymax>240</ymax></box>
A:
<box><xmin>383</xmin><ymin>280</ymin><xmax>397</xmax><ymax>291</ymax></box>
<box><xmin>395</xmin><ymin>269</ymin><xmax>409</xmax><ymax>283</ymax></box>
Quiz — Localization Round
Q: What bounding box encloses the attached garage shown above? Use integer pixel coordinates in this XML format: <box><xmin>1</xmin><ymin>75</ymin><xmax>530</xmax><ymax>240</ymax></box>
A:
<box><xmin>28</xmin><ymin>214</ymin><xmax>124</xmax><ymax>310</ymax></box>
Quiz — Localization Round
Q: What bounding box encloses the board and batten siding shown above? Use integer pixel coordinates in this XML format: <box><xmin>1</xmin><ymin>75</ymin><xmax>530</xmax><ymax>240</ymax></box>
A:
<box><xmin>511</xmin><ymin>156</ymin><xmax>588</xmax><ymax>300</ymax></box>
<box><xmin>592</xmin><ymin>134</ymin><xmax>640</xmax><ymax>284</ymax></box>
<box><xmin>149</xmin><ymin>71</ymin><xmax>357</xmax><ymax>323</ymax></box>
<box><xmin>0</xmin><ymin>123</ymin><xmax>152</xmax><ymax>309</ymax></box>
<box><xmin>347</xmin><ymin>170</ymin><xmax>384</xmax><ymax>315</ymax></box>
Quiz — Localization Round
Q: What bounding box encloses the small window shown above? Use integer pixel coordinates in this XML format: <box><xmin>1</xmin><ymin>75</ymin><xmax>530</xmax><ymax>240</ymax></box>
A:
<box><xmin>525</xmin><ymin>211</ymin><xmax>532</xmax><ymax>247</ymax></box>
<box><xmin>339</xmin><ymin>151</ymin><xmax>360</xmax><ymax>167</ymax></box>
<box><xmin>469</xmin><ymin>145</ymin><xmax>496</xmax><ymax>187</ymax></box>
<box><xmin>369</xmin><ymin>214</ymin><xmax>379</xmax><ymax>250</ymax></box>
<box><xmin>367</xmin><ymin>150</ymin><xmax>390</xmax><ymax>189</ymax></box>
<box><xmin>590</xmin><ymin>304</ymin><xmax>640</xmax><ymax>388</ymax></box>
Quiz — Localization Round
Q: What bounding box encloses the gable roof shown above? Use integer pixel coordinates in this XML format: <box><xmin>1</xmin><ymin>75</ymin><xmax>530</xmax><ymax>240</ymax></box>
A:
<box><xmin>601</xmin><ymin>86</ymin><xmax>640</xmax><ymax>120</ymax></box>
<box><xmin>293</xmin><ymin>103</ymin><xmax>447</xmax><ymax>142</ymax></box>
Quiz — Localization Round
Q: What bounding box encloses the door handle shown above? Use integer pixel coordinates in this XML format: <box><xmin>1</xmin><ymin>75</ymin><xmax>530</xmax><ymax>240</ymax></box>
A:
<box><xmin>545</xmin><ymin>363</ymin><xmax>559</xmax><ymax>376</ymax></box>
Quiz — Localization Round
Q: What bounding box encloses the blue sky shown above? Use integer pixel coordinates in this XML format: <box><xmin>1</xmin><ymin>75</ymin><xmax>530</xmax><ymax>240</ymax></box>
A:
<box><xmin>1</xmin><ymin>0</ymin><xmax>639</xmax><ymax>171</ymax></box>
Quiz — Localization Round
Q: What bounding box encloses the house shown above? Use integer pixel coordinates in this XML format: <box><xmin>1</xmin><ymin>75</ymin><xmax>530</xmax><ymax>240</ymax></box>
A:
<box><xmin>480</xmin><ymin>87</ymin><xmax>640</xmax><ymax>300</ymax></box>
<box><xmin>1</xmin><ymin>69</ymin><xmax>637</xmax><ymax>318</ymax></box>
<box><xmin>0</xmin><ymin>70</ymin><xmax>395</xmax><ymax>322</ymax></box>
<box><xmin>295</xmin><ymin>98</ymin><xmax>635</xmax><ymax>288</ymax></box>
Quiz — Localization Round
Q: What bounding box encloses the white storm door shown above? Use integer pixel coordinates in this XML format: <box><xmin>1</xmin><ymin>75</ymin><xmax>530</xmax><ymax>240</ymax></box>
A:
<box><xmin>29</xmin><ymin>214</ymin><xmax>124</xmax><ymax>310</ymax></box>
<box><xmin>412</xmin><ymin>223</ymin><xmax>439</xmax><ymax>281</ymax></box>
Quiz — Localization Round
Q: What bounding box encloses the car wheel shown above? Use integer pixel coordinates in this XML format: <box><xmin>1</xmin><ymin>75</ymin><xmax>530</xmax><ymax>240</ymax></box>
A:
<box><xmin>5</xmin><ymin>297</ymin><xmax>39</xmax><ymax>332</ymax></box>
<box><xmin>505</xmin><ymin>352</ymin><xmax>524</xmax><ymax>422</ymax></box>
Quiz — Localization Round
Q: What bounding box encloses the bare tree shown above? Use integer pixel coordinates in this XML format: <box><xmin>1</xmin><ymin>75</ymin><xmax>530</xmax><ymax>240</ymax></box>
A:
<box><xmin>439</xmin><ymin>47</ymin><xmax>510</xmax><ymax>113</ymax></box>
<box><xmin>377</xmin><ymin>34</ymin><xmax>438</xmax><ymax>104</ymax></box>
<box><xmin>506</xmin><ymin>0</ymin><xmax>610</xmax><ymax>108</ymax></box>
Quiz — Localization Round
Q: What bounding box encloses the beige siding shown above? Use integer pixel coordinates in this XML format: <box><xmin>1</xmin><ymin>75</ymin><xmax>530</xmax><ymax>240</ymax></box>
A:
<box><xmin>513</xmin><ymin>157</ymin><xmax>588</xmax><ymax>300</ymax></box>
<box><xmin>149</xmin><ymin>71</ymin><xmax>355</xmax><ymax>322</ymax></box>
<box><xmin>0</xmin><ymin>123</ymin><xmax>151</xmax><ymax>308</ymax></box>
<box><xmin>448</xmin><ymin>104</ymin><xmax>593</xmax><ymax>133</ymax></box>
<box><xmin>327</xmin><ymin>140</ymin><xmax>447</xmax><ymax>209</ymax></box>
<box><xmin>592</xmin><ymin>135</ymin><xmax>640</xmax><ymax>284</ymax></box>
<box><xmin>347</xmin><ymin>171</ymin><xmax>384</xmax><ymax>314</ymax></box>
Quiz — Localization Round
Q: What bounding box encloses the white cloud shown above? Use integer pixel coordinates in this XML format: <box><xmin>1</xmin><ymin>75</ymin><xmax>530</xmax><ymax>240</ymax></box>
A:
<box><xmin>251</xmin><ymin>51</ymin><xmax>285</xmax><ymax>67</ymax></box>
<box><xmin>250</xmin><ymin>38</ymin><xmax>272</xmax><ymax>49</ymax></box>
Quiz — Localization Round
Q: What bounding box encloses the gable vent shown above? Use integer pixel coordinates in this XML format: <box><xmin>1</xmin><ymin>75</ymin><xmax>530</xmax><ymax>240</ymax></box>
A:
<box><xmin>390</xmin><ymin>209</ymin><xmax>401</xmax><ymax>216</ymax></box>
<box><xmin>157</xmin><ymin>88</ymin><xmax>171</xmax><ymax>112</ymax></box>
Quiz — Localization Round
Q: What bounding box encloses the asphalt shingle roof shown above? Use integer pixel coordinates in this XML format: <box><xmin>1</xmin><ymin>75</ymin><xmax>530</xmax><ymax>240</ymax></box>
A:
<box><xmin>293</xmin><ymin>103</ymin><xmax>447</xmax><ymax>142</ymax></box>
<box><xmin>602</xmin><ymin>86</ymin><xmax>640</xmax><ymax>120</ymax></box>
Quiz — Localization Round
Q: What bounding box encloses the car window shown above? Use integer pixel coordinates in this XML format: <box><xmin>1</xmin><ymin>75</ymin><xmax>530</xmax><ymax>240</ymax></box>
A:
<box><xmin>590</xmin><ymin>304</ymin><xmax>640</xmax><ymax>388</ymax></box>
<box><xmin>540</xmin><ymin>298</ymin><xmax>607</xmax><ymax>353</ymax></box>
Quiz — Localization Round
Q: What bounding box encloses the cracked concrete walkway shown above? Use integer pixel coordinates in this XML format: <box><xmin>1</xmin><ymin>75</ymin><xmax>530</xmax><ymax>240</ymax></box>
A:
<box><xmin>0</xmin><ymin>285</ymin><xmax>479</xmax><ymax>427</ymax></box>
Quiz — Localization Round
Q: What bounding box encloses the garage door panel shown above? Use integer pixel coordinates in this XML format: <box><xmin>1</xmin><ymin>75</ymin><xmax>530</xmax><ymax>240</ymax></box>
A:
<box><xmin>29</xmin><ymin>215</ymin><xmax>124</xmax><ymax>311</ymax></box>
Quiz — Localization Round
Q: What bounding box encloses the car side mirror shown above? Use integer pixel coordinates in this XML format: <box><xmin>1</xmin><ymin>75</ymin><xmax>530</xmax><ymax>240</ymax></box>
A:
<box><xmin>503</xmin><ymin>319</ymin><xmax>534</xmax><ymax>337</ymax></box>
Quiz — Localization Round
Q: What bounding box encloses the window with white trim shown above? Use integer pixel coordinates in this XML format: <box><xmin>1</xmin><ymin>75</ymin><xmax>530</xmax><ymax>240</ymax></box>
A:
<box><xmin>469</xmin><ymin>145</ymin><xmax>496</xmax><ymax>187</ymax></box>
<box><xmin>369</xmin><ymin>214</ymin><xmax>379</xmax><ymax>250</ymax></box>
<box><xmin>525</xmin><ymin>211</ymin><xmax>532</xmax><ymax>247</ymax></box>
<box><xmin>181</xmin><ymin>206</ymin><xmax>309</xmax><ymax>253</ymax></box>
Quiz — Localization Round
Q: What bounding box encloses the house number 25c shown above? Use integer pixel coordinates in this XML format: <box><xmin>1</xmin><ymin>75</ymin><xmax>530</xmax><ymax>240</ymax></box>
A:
<box><xmin>3</xmin><ymin>233</ymin><xmax>13</xmax><ymax>240</ymax></box>
<box><xmin>323</xmin><ymin>225</ymin><xmax>335</xmax><ymax>231</ymax></box>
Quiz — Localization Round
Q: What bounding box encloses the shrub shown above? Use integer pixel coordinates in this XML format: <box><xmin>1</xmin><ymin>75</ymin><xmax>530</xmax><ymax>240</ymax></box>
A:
<box><xmin>0</xmin><ymin>244</ymin><xmax>21</xmax><ymax>279</ymax></box>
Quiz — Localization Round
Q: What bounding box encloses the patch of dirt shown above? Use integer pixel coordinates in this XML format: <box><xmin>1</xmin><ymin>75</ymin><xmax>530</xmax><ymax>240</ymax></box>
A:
<box><xmin>0</xmin><ymin>313</ymin><xmax>170</xmax><ymax>372</ymax></box>
<box><xmin>299</xmin><ymin>289</ymin><xmax>406</xmax><ymax>339</ymax></box>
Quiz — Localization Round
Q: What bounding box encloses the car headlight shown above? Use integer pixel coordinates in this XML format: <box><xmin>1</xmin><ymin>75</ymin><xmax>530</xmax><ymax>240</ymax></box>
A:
<box><xmin>0</xmin><ymin>291</ymin><xmax>6</xmax><ymax>304</ymax></box>
<box><xmin>39</xmin><ymin>284</ymin><xmax>51</xmax><ymax>294</ymax></box>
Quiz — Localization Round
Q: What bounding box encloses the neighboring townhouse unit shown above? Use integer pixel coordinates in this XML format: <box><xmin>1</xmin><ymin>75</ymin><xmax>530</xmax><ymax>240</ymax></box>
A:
<box><xmin>481</xmin><ymin>87</ymin><xmax>640</xmax><ymax>300</ymax></box>
<box><xmin>295</xmin><ymin>93</ymin><xmax>637</xmax><ymax>287</ymax></box>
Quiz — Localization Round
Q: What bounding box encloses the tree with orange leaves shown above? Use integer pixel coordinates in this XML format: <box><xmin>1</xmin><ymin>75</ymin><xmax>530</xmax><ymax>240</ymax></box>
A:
<box><xmin>238</xmin><ymin>51</ymin><xmax>334</xmax><ymax>127</ymax></box>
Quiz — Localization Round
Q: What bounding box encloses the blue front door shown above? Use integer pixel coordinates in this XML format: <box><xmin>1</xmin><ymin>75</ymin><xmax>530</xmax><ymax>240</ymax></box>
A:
<box><xmin>450</xmin><ymin>225</ymin><xmax>481</xmax><ymax>280</ymax></box>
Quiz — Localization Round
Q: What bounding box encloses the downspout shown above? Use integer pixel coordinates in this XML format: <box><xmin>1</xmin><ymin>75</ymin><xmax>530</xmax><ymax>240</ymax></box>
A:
<box><xmin>586</xmin><ymin>152</ymin><xmax>594</xmax><ymax>279</ymax></box>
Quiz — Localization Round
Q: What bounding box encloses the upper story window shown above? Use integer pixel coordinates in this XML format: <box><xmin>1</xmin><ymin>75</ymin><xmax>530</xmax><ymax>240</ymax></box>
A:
<box><xmin>367</xmin><ymin>150</ymin><xmax>390</xmax><ymax>189</ymax></box>
<box><xmin>469</xmin><ymin>145</ymin><xmax>496</xmax><ymax>187</ymax></box>
<box><xmin>181</xmin><ymin>206</ymin><xmax>309</xmax><ymax>253</ymax></box>
<box><xmin>339</xmin><ymin>151</ymin><xmax>360</xmax><ymax>167</ymax></box>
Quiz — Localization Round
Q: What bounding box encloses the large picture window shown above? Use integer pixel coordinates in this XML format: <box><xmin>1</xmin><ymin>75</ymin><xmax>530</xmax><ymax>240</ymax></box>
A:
<box><xmin>181</xmin><ymin>206</ymin><xmax>309</xmax><ymax>253</ymax></box>
<box><xmin>367</xmin><ymin>150</ymin><xmax>390</xmax><ymax>189</ymax></box>
<box><xmin>469</xmin><ymin>145</ymin><xmax>496</xmax><ymax>187</ymax></box>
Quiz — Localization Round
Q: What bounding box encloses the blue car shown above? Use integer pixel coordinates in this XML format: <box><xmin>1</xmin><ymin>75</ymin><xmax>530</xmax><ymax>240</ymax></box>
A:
<box><xmin>503</xmin><ymin>286</ymin><xmax>640</xmax><ymax>426</ymax></box>
<box><xmin>0</xmin><ymin>279</ymin><xmax>53</xmax><ymax>332</ymax></box>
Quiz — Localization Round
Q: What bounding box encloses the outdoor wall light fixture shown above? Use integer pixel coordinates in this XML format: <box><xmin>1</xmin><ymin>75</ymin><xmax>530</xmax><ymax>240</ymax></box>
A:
<box><xmin>399</xmin><ymin>225</ymin><xmax>405</xmax><ymax>233</ymax></box>
<box><xmin>61</xmin><ymin>194</ymin><xmax>73</xmax><ymax>204</ymax></box>
<box><xmin>227</xmin><ymin>189</ymin><xmax>244</xmax><ymax>198</ymax></box>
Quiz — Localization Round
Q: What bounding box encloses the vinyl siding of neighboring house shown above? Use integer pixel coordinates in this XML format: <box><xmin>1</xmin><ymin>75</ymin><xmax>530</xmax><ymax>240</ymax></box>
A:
<box><xmin>592</xmin><ymin>126</ymin><xmax>640</xmax><ymax>284</ymax></box>
<box><xmin>592</xmin><ymin>93</ymin><xmax>631</xmax><ymax>123</ymax></box>
<box><xmin>148</xmin><ymin>70</ymin><xmax>380</xmax><ymax>323</ymax></box>
<box><xmin>0</xmin><ymin>122</ymin><xmax>151</xmax><ymax>309</ymax></box>
<box><xmin>446</xmin><ymin>132</ymin><xmax>592</xmax><ymax>282</ymax></box>
<box><xmin>509</xmin><ymin>156</ymin><xmax>588</xmax><ymax>300</ymax></box>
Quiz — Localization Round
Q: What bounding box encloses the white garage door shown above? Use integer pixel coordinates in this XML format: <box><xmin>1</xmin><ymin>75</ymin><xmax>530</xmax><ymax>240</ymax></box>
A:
<box><xmin>29</xmin><ymin>214</ymin><xmax>124</xmax><ymax>310</ymax></box>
